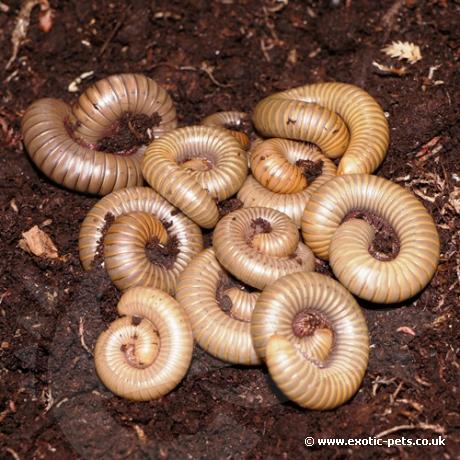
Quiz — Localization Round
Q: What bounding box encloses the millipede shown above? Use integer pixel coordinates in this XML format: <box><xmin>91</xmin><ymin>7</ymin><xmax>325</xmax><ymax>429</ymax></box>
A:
<box><xmin>78</xmin><ymin>186</ymin><xmax>203</xmax><ymax>294</ymax></box>
<box><xmin>142</xmin><ymin>125</ymin><xmax>248</xmax><ymax>228</ymax></box>
<box><xmin>251</xmin><ymin>272</ymin><xmax>369</xmax><ymax>410</ymax></box>
<box><xmin>213</xmin><ymin>207</ymin><xmax>315</xmax><ymax>290</ymax></box>
<box><xmin>252</xmin><ymin>82</ymin><xmax>389</xmax><ymax>175</ymax></box>
<box><xmin>301</xmin><ymin>174</ymin><xmax>440</xmax><ymax>303</ymax></box>
<box><xmin>22</xmin><ymin>73</ymin><xmax>177</xmax><ymax>195</ymax></box>
<box><xmin>94</xmin><ymin>286</ymin><xmax>193</xmax><ymax>401</ymax></box>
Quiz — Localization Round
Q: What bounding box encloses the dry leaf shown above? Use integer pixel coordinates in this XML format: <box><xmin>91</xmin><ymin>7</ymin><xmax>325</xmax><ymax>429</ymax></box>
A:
<box><xmin>449</xmin><ymin>187</ymin><xmax>460</xmax><ymax>214</ymax></box>
<box><xmin>382</xmin><ymin>41</ymin><xmax>422</xmax><ymax>64</ymax></box>
<box><xmin>18</xmin><ymin>225</ymin><xmax>59</xmax><ymax>259</ymax></box>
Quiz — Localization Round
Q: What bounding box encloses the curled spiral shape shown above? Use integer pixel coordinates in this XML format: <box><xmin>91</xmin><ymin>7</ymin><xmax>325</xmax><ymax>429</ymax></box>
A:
<box><xmin>176</xmin><ymin>248</ymin><xmax>260</xmax><ymax>365</ymax></box>
<box><xmin>251</xmin><ymin>272</ymin><xmax>369</xmax><ymax>410</ymax></box>
<box><xmin>252</xmin><ymin>82</ymin><xmax>389</xmax><ymax>174</ymax></box>
<box><xmin>22</xmin><ymin>74</ymin><xmax>177</xmax><ymax>195</ymax></box>
<box><xmin>301</xmin><ymin>174</ymin><xmax>440</xmax><ymax>303</ymax></box>
<box><xmin>238</xmin><ymin>138</ymin><xmax>337</xmax><ymax>226</ymax></box>
<box><xmin>202</xmin><ymin>111</ymin><xmax>250</xmax><ymax>150</ymax></box>
<box><xmin>142</xmin><ymin>125</ymin><xmax>248</xmax><ymax>228</ymax></box>
<box><xmin>213</xmin><ymin>207</ymin><xmax>315</xmax><ymax>290</ymax></box>
<box><xmin>78</xmin><ymin>187</ymin><xmax>203</xmax><ymax>294</ymax></box>
<box><xmin>94</xmin><ymin>286</ymin><xmax>193</xmax><ymax>401</ymax></box>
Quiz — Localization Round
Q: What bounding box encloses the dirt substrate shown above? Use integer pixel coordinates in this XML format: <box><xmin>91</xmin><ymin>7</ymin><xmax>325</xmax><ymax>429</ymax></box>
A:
<box><xmin>1</xmin><ymin>1</ymin><xmax>459</xmax><ymax>458</ymax></box>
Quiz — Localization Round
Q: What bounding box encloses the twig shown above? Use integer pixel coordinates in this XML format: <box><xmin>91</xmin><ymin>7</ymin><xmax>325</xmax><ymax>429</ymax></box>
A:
<box><xmin>6</xmin><ymin>0</ymin><xmax>51</xmax><ymax>69</ymax></box>
<box><xmin>180</xmin><ymin>64</ymin><xmax>232</xmax><ymax>88</ymax></box>
<box><xmin>79</xmin><ymin>317</ymin><xmax>92</xmax><ymax>355</ymax></box>
<box><xmin>380</xmin><ymin>0</ymin><xmax>405</xmax><ymax>43</ymax></box>
<box><xmin>4</xmin><ymin>448</ymin><xmax>20</xmax><ymax>460</ymax></box>
<box><xmin>375</xmin><ymin>422</ymin><xmax>446</xmax><ymax>439</ymax></box>
<box><xmin>99</xmin><ymin>6</ymin><xmax>130</xmax><ymax>57</ymax></box>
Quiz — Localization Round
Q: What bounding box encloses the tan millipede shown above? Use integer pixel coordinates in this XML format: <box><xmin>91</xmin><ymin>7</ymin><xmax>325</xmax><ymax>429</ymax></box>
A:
<box><xmin>237</xmin><ymin>138</ymin><xmax>337</xmax><ymax>226</ymax></box>
<box><xmin>213</xmin><ymin>207</ymin><xmax>315</xmax><ymax>289</ymax></box>
<box><xmin>176</xmin><ymin>248</ymin><xmax>260</xmax><ymax>365</ymax></box>
<box><xmin>22</xmin><ymin>74</ymin><xmax>177</xmax><ymax>195</ymax></box>
<box><xmin>78</xmin><ymin>187</ymin><xmax>203</xmax><ymax>294</ymax></box>
<box><xmin>94</xmin><ymin>286</ymin><xmax>193</xmax><ymax>401</ymax></box>
<box><xmin>251</xmin><ymin>272</ymin><xmax>369</xmax><ymax>410</ymax></box>
<box><xmin>201</xmin><ymin>111</ymin><xmax>250</xmax><ymax>150</ymax></box>
<box><xmin>252</xmin><ymin>82</ymin><xmax>389</xmax><ymax>174</ymax></box>
<box><xmin>142</xmin><ymin>125</ymin><xmax>248</xmax><ymax>229</ymax></box>
<box><xmin>301</xmin><ymin>174</ymin><xmax>440</xmax><ymax>303</ymax></box>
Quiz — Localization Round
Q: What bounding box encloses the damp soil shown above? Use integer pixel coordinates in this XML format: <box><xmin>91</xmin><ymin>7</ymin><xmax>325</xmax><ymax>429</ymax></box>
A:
<box><xmin>96</xmin><ymin>112</ymin><xmax>161</xmax><ymax>153</ymax></box>
<box><xmin>1</xmin><ymin>1</ymin><xmax>459</xmax><ymax>459</ymax></box>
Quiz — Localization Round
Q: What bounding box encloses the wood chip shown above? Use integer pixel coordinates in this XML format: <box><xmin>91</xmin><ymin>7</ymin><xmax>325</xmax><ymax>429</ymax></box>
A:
<box><xmin>18</xmin><ymin>225</ymin><xmax>59</xmax><ymax>259</ymax></box>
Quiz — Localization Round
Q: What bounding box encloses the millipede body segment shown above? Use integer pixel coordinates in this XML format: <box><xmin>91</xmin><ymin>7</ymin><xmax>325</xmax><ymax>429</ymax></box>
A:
<box><xmin>176</xmin><ymin>248</ymin><xmax>260</xmax><ymax>365</ymax></box>
<box><xmin>94</xmin><ymin>286</ymin><xmax>193</xmax><ymax>401</ymax></box>
<box><xmin>143</xmin><ymin>125</ymin><xmax>248</xmax><ymax>228</ymax></box>
<box><xmin>302</xmin><ymin>174</ymin><xmax>440</xmax><ymax>303</ymax></box>
<box><xmin>252</xmin><ymin>82</ymin><xmax>389</xmax><ymax>174</ymax></box>
<box><xmin>201</xmin><ymin>111</ymin><xmax>250</xmax><ymax>150</ymax></box>
<box><xmin>251</xmin><ymin>272</ymin><xmax>369</xmax><ymax>410</ymax></box>
<box><xmin>78</xmin><ymin>187</ymin><xmax>203</xmax><ymax>294</ymax></box>
<box><xmin>22</xmin><ymin>74</ymin><xmax>177</xmax><ymax>195</ymax></box>
<box><xmin>213</xmin><ymin>207</ymin><xmax>315</xmax><ymax>289</ymax></box>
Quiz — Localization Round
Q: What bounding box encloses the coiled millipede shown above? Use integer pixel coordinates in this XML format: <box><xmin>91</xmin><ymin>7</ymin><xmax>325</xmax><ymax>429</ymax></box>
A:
<box><xmin>78</xmin><ymin>187</ymin><xmax>203</xmax><ymax>294</ymax></box>
<box><xmin>252</xmin><ymin>82</ymin><xmax>389</xmax><ymax>174</ymax></box>
<box><xmin>142</xmin><ymin>125</ymin><xmax>248</xmax><ymax>228</ymax></box>
<box><xmin>237</xmin><ymin>138</ymin><xmax>337</xmax><ymax>226</ymax></box>
<box><xmin>201</xmin><ymin>111</ymin><xmax>250</xmax><ymax>150</ymax></box>
<box><xmin>94</xmin><ymin>286</ymin><xmax>193</xmax><ymax>401</ymax></box>
<box><xmin>213</xmin><ymin>207</ymin><xmax>315</xmax><ymax>290</ymax></box>
<box><xmin>176</xmin><ymin>248</ymin><xmax>260</xmax><ymax>365</ymax></box>
<box><xmin>301</xmin><ymin>174</ymin><xmax>440</xmax><ymax>303</ymax></box>
<box><xmin>251</xmin><ymin>272</ymin><xmax>369</xmax><ymax>410</ymax></box>
<box><xmin>22</xmin><ymin>73</ymin><xmax>177</xmax><ymax>195</ymax></box>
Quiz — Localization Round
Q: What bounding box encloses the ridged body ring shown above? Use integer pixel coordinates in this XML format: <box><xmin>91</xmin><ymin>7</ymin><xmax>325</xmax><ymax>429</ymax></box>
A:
<box><xmin>22</xmin><ymin>74</ymin><xmax>177</xmax><ymax>194</ymax></box>
<box><xmin>94</xmin><ymin>286</ymin><xmax>193</xmax><ymax>400</ymax></box>
<box><xmin>176</xmin><ymin>248</ymin><xmax>260</xmax><ymax>365</ymax></box>
<box><xmin>202</xmin><ymin>111</ymin><xmax>250</xmax><ymax>150</ymax></box>
<box><xmin>213</xmin><ymin>207</ymin><xmax>315</xmax><ymax>289</ymax></box>
<box><xmin>251</xmin><ymin>272</ymin><xmax>369</xmax><ymax>410</ymax></box>
<box><xmin>302</xmin><ymin>174</ymin><xmax>440</xmax><ymax>303</ymax></box>
<box><xmin>143</xmin><ymin>125</ymin><xmax>248</xmax><ymax>228</ymax></box>
<box><xmin>78</xmin><ymin>187</ymin><xmax>203</xmax><ymax>294</ymax></box>
<box><xmin>252</xmin><ymin>82</ymin><xmax>389</xmax><ymax>174</ymax></box>
<box><xmin>238</xmin><ymin>138</ymin><xmax>337</xmax><ymax>226</ymax></box>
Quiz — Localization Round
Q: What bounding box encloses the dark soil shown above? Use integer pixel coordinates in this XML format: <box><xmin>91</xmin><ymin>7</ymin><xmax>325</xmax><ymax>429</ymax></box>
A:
<box><xmin>218</xmin><ymin>197</ymin><xmax>243</xmax><ymax>217</ymax></box>
<box><xmin>296</xmin><ymin>158</ymin><xmax>324</xmax><ymax>183</ymax></box>
<box><xmin>145</xmin><ymin>235</ymin><xmax>180</xmax><ymax>270</ymax></box>
<box><xmin>344</xmin><ymin>210</ymin><xmax>401</xmax><ymax>260</ymax></box>
<box><xmin>96</xmin><ymin>112</ymin><xmax>161</xmax><ymax>153</ymax></box>
<box><xmin>1</xmin><ymin>1</ymin><xmax>459</xmax><ymax>459</ymax></box>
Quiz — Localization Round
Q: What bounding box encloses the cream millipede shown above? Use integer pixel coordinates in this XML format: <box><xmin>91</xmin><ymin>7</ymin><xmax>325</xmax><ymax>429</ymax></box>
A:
<box><xmin>237</xmin><ymin>138</ymin><xmax>337</xmax><ymax>226</ymax></box>
<box><xmin>176</xmin><ymin>248</ymin><xmax>260</xmax><ymax>365</ymax></box>
<box><xmin>142</xmin><ymin>125</ymin><xmax>248</xmax><ymax>228</ymax></box>
<box><xmin>22</xmin><ymin>74</ymin><xmax>177</xmax><ymax>195</ymax></box>
<box><xmin>94</xmin><ymin>287</ymin><xmax>193</xmax><ymax>401</ymax></box>
<box><xmin>251</xmin><ymin>272</ymin><xmax>369</xmax><ymax>410</ymax></box>
<box><xmin>301</xmin><ymin>174</ymin><xmax>440</xmax><ymax>303</ymax></box>
<box><xmin>252</xmin><ymin>82</ymin><xmax>389</xmax><ymax>174</ymax></box>
<box><xmin>213</xmin><ymin>207</ymin><xmax>315</xmax><ymax>289</ymax></box>
<box><xmin>78</xmin><ymin>187</ymin><xmax>203</xmax><ymax>294</ymax></box>
<box><xmin>201</xmin><ymin>111</ymin><xmax>251</xmax><ymax>150</ymax></box>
